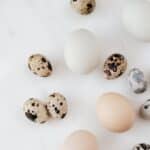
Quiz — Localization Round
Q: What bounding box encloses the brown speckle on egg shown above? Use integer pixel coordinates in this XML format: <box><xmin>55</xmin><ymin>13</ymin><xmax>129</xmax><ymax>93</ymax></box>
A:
<box><xmin>103</xmin><ymin>53</ymin><xmax>127</xmax><ymax>80</ymax></box>
<box><xmin>28</xmin><ymin>54</ymin><xmax>53</xmax><ymax>77</ymax></box>
<box><xmin>71</xmin><ymin>0</ymin><xmax>96</xmax><ymax>15</ymax></box>
<box><xmin>23</xmin><ymin>98</ymin><xmax>50</xmax><ymax>124</ymax></box>
<box><xmin>46</xmin><ymin>93</ymin><xmax>68</xmax><ymax>119</ymax></box>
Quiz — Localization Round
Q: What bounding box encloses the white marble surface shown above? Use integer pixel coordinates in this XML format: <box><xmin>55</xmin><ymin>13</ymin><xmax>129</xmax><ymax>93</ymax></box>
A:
<box><xmin>0</xmin><ymin>0</ymin><xmax>150</xmax><ymax>149</ymax></box>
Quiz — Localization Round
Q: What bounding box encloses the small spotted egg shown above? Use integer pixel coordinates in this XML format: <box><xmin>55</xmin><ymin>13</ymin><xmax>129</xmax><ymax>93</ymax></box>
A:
<box><xmin>46</xmin><ymin>93</ymin><xmax>68</xmax><ymax>119</ymax></box>
<box><xmin>128</xmin><ymin>68</ymin><xmax>147</xmax><ymax>94</ymax></box>
<box><xmin>133</xmin><ymin>143</ymin><xmax>150</xmax><ymax>150</ymax></box>
<box><xmin>23</xmin><ymin>98</ymin><xmax>49</xmax><ymax>124</ymax></box>
<box><xmin>140</xmin><ymin>99</ymin><xmax>150</xmax><ymax>120</ymax></box>
<box><xmin>28</xmin><ymin>54</ymin><xmax>53</xmax><ymax>77</ymax></box>
<box><xmin>71</xmin><ymin>0</ymin><xmax>96</xmax><ymax>15</ymax></box>
<box><xmin>103</xmin><ymin>53</ymin><xmax>127</xmax><ymax>80</ymax></box>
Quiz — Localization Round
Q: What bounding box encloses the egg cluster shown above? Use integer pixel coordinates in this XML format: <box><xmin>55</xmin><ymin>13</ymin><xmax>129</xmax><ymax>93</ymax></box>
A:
<box><xmin>22</xmin><ymin>0</ymin><xmax>150</xmax><ymax>149</ymax></box>
<box><xmin>23</xmin><ymin>93</ymin><xmax>68</xmax><ymax>124</ymax></box>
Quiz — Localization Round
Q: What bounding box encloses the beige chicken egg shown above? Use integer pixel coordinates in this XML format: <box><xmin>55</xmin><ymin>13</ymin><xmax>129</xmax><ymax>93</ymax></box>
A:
<box><xmin>62</xmin><ymin>130</ymin><xmax>98</xmax><ymax>150</ymax></box>
<box><xmin>97</xmin><ymin>92</ymin><xmax>135</xmax><ymax>133</ymax></box>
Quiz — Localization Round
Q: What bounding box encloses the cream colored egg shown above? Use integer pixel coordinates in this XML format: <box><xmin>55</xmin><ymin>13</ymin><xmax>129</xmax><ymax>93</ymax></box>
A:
<box><xmin>62</xmin><ymin>130</ymin><xmax>99</xmax><ymax>150</ymax></box>
<box><xmin>97</xmin><ymin>92</ymin><xmax>135</xmax><ymax>133</ymax></box>
<box><xmin>122</xmin><ymin>0</ymin><xmax>150</xmax><ymax>41</ymax></box>
<box><xmin>64</xmin><ymin>29</ymin><xmax>100</xmax><ymax>74</ymax></box>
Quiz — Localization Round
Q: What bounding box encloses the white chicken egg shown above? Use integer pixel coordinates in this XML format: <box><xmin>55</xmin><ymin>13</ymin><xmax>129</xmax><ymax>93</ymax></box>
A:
<box><xmin>122</xmin><ymin>0</ymin><xmax>150</xmax><ymax>42</ymax></box>
<box><xmin>64</xmin><ymin>29</ymin><xmax>100</xmax><ymax>74</ymax></box>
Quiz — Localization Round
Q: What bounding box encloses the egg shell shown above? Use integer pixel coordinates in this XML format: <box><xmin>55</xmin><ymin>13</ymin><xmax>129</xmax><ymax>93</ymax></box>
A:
<box><xmin>97</xmin><ymin>92</ymin><xmax>135</xmax><ymax>133</ymax></box>
<box><xmin>62</xmin><ymin>130</ymin><xmax>98</xmax><ymax>150</ymax></box>
<box><xmin>103</xmin><ymin>53</ymin><xmax>127</xmax><ymax>80</ymax></box>
<box><xmin>70</xmin><ymin>0</ymin><xmax>96</xmax><ymax>15</ymax></box>
<box><xmin>64</xmin><ymin>29</ymin><xmax>100</xmax><ymax>74</ymax></box>
<box><xmin>122</xmin><ymin>0</ymin><xmax>150</xmax><ymax>41</ymax></box>
<box><xmin>133</xmin><ymin>143</ymin><xmax>150</xmax><ymax>150</ymax></box>
<box><xmin>23</xmin><ymin>98</ymin><xmax>49</xmax><ymax>124</ymax></box>
<box><xmin>128</xmin><ymin>68</ymin><xmax>147</xmax><ymax>94</ymax></box>
<box><xmin>46</xmin><ymin>93</ymin><xmax>68</xmax><ymax>119</ymax></box>
<box><xmin>140</xmin><ymin>99</ymin><xmax>150</xmax><ymax>120</ymax></box>
<box><xmin>28</xmin><ymin>54</ymin><xmax>53</xmax><ymax>77</ymax></box>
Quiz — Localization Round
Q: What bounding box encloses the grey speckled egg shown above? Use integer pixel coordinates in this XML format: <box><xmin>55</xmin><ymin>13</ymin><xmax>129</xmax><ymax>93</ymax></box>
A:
<box><xmin>128</xmin><ymin>68</ymin><xmax>147</xmax><ymax>94</ymax></box>
<box><xmin>71</xmin><ymin>0</ymin><xmax>96</xmax><ymax>15</ymax></box>
<box><xmin>104</xmin><ymin>53</ymin><xmax>127</xmax><ymax>80</ymax></box>
<box><xmin>133</xmin><ymin>143</ymin><xmax>150</xmax><ymax>150</ymax></box>
<box><xmin>46</xmin><ymin>93</ymin><xmax>68</xmax><ymax>119</ymax></box>
<box><xmin>28</xmin><ymin>54</ymin><xmax>53</xmax><ymax>77</ymax></box>
<box><xmin>23</xmin><ymin>98</ymin><xmax>49</xmax><ymax>124</ymax></box>
<box><xmin>140</xmin><ymin>99</ymin><xmax>150</xmax><ymax>120</ymax></box>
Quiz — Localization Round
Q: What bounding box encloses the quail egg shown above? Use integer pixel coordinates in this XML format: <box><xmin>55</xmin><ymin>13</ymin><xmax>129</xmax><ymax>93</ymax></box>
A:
<box><xmin>140</xmin><ymin>99</ymin><xmax>150</xmax><ymax>120</ymax></box>
<box><xmin>128</xmin><ymin>68</ymin><xmax>147</xmax><ymax>94</ymax></box>
<box><xmin>46</xmin><ymin>93</ymin><xmax>68</xmax><ymax>119</ymax></box>
<box><xmin>28</xmin><ymin>54</ymin><xmax>53</xmax><ymax>77</ymax></box>
<box><xmin>23</xmin><ymin>98</ymin><xmax>49</xmax><ymax>124</ymax></box>
<box><xmin>71</xmin><ymin>0</ymin><xmax>96</xmax><ymax>15</ymax></box>
<box><xmin>133</xmin><ymin>143</ymin><xmax>150</xmax><ymax>150</ymax></box>
<box><xmin>104</xmin><ymin>53</ymin><xmax>127</xmax><ymax>80</ymax></box>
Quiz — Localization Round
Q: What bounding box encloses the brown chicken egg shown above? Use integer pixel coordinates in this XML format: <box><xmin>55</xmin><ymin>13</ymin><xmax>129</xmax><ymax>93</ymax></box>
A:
<box><xmin>62</xmin><ymin>130</ymin><xmax>99</xmax><ymax>150</ymax></box>
<box><xmin>96</xmin><ymin>92</ymin><xmax>135</xmax><ymax>133</ymax></box>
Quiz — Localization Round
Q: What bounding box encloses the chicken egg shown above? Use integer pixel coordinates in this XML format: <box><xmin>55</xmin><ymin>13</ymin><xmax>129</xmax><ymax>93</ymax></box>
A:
<box><xmin>64</xmin><ymin>29</ymin><xmax>100</xmax><ymax>74</ymax></box>
<box><xmin>122</xmin><ymin>0</ymin><xmax>150</xmax><ymax>41</ymax></box>
<box><xmin>62</xmin><ymin>130</ymin><xmax>99</xmax><ymax>150</ymax></box>
<box><xmin>97</xmin><ymin>92</ymin><xmax>135</xmax><ymax>133</ymax></box>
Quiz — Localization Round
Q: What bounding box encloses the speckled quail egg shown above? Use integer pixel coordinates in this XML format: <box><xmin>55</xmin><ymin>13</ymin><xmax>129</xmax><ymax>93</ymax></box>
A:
<box><xmin>28</xmin><ymin>54</ymin><xmax>53</xmax><ymax>77</ymax></box>
<box><xmin>23</xmin><ymin>98</ymin><xmax>49</xmax><ymax>124</ymax></box>
<box><xmin>133</xmin><ymin>143</ymin><xmax>150</xmax><ymax>150</ymax></box>
<box><xmin>71</xmin><ymin>0</ymin><xmax>96</xmax><ymax>15</ymax></box>
<box><xmin>128</xmin><ymin>68</ymin><xmax>147</xmax><ymax>94</ymax></box>
<box><xmin>140</xmin><ymin>99</ymin><xmax>150</xmax><ymax>120</ymax></box>
<box><xmin>103</xmin><ymin>53</ymin><xmax>127</xmax><ymax>80</ymax></box>
<box><xmin>46</xmin><ymin>93</ymin><xmax>68</xmax><ymax>119</ymax></box>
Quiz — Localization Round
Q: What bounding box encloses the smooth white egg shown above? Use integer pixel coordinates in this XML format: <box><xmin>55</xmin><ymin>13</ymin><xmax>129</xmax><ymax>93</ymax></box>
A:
<box><xmin>64</xmin><ymin>29</ymin><xmax>100</xmax><ymax>74</ymax></box>
<box><xmin>122</xmin><ymin>0</ymin><xmax>150</xmax><ymax>41</ymax></box>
